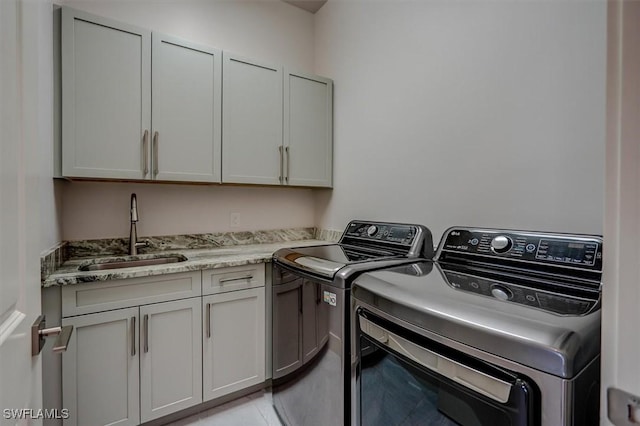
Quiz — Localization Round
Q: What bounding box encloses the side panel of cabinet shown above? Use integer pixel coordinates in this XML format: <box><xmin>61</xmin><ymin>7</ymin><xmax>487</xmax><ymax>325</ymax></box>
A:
<box><xmin>152</xmin><ymin>34</ymin><xmax>222</xmax><ymax>182</ymax></box>
<box><xmin>272</xmin><ymin>279</ymin><xmax>303</xmax><ymax>379</ymax></box>
<box><xmin>61</xmin><ymin>7</ymin><xmax>151</xmax><ymax>179</ymax></box>
<box><xmin>222</xmin><ymin>54</ymin><xmax>283</xmax><ymax>185</ymax></box>
<box><xmin>140</xmin><ymin>298</ymin><xmax>202</xmax><ymax>422</ymax></box>
<box><xmin>203</xmin><ymin>287</ymin><xmax>266</xmax><ymax>401</ymax></box>
<box><xmin>62</xmin><ymin>308</ymin><xmax>139</xmax><ymax>426</ymax></box>
<box><xmin>284</xmin><ymin>71</ymin><xmax>333</xmax><ymax>187</ymax></box>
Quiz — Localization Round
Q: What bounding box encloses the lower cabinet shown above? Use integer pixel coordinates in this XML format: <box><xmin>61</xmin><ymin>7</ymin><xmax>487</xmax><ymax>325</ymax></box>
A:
<box><xmin>62</xmin><ymin>298</ymin><xmax>202</xmax><ymax>425</ymax></box>
<box><xmin>60</xmin><ymin>267</ymin><xmax>266</xmax><ymax>426</ymax></box>
<box><xmin>62</xmin><ymin>308</ymin><xmax>140</xmax><ymax>426</ymax></box>
<box><xmin>203</xmin><ymin>287</ymin><xmax>265</xmax><ymax>401</ymax></box>
<box><xmin>140</xmin><ymin>298</ymin><xmax>202</xmax><ymax>422</ymax></box>
<box><xmin>272</xmin><ymin>274</ymin><xmax>330</xmax><ymax>379</ymax></box>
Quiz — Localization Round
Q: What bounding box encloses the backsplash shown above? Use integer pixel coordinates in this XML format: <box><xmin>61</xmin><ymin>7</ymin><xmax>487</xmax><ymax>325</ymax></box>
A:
<box><xmin>315</xmin><ymin>228</ymin><xmax>342</xmax><ymax>242</ymax></box>
<box><xmin>66</xmin><ymin>227</ymin><xmax>317</xmax><ymax>259</ymax></box>
<box><xmin>40</xmin><ymin>242</ymin><xmax>67</xmax><ymax>281</ymax></box>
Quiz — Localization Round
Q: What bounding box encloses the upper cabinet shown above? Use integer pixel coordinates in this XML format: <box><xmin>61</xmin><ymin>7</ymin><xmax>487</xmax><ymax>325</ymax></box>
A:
<box><xmin>61</xmin><ymin>8</ymin><xmax>151</xmax><ymax>179</ymax></box>
<box><xmin>58</xmin><ymin>7</ymin><xmax>332</xmax><ymax>188</ymax></box>
<box><xmin>151</xmin><ymin>34</ymin><xmax>222</xmax><ymax>182</ymax></box>
<box><xmin>285</xmin><ymin>71</ymin><xmax>333</xmax><ymax>187</ymax></box>
<box><xmin>222</xmin><ymin>54</ymin><xmax>283</xmax><ymax>185</ymax></box>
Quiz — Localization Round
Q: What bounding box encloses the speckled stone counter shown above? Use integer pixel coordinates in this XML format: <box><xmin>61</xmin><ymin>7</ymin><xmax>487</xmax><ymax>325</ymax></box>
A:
<box><xmin>41</xmin><ymin>227</ymin><xmax>342</xmax><ymax>287</ymax></box>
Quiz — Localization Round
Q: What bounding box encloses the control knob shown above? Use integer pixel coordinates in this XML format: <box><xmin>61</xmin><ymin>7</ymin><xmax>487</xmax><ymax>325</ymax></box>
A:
<box><xmin>491</xmin><ymin>285</ymin><xmax>513</xmax><ymax>301</ymax></box>
<box><xmin>491</xmin><ymin>235</ymin><xmax>512</xmax><ymax>253</ymax></box>
<box><xmin>367</xmin><ymin>225</ymin><xmax>378</xmax><ymax>237</ymax></box>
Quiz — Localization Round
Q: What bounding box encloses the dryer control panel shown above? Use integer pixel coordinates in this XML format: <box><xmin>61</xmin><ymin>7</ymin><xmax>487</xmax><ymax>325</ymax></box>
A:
<box><xmin>438</xmin><ymin>228</ymin><xmax>603</xmax><ymax>272</ymax></box>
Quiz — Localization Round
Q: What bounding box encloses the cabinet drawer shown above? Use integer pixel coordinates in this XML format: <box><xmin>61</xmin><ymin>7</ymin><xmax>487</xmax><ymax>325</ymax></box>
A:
<box><xmin>62</xmin><ymin>271</ymin><xmax>202</xmax><ymax>317</ymax></box>
<box><xmin>203</xmin><ymin>263</ymin><xmax>265</xmax><ymax>295</ymax></box>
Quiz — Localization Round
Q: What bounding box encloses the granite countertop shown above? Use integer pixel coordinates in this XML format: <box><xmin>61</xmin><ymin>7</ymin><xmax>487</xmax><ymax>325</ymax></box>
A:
<box><xmin>43</xmin><ymin>239</ymin><xmax>329</xmax><ymax>287</ymax></box>
<box><xmin>41</xmin><ymin>227</ymin><xmax>345</xmax><ymax>287</ymax></box>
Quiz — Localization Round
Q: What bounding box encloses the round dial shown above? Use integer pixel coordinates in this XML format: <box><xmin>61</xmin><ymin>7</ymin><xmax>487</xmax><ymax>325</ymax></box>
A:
<box><xmin>491</xmin><ymin>235</ymin><xmax>512</xmax><ymax>253</ymax></box>
<box><xmin>491</xmin><ymin>285</ymin><xmax>513</xmax><ymax>301</ymax></box>
<box><xmin>367</xmin><ymin>225</ymin><xmax>378</xmax><ymax>237</ymax></box>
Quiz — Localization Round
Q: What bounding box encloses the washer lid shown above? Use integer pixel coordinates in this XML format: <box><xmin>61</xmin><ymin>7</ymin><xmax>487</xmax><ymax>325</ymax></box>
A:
<box><xmin>352</xmin><ymin>262</ymin><xmax>601</xmax><ymax>378</ymax></box>
<box><xmin>274</xmin><ymin>244</ymin><xmax>402</xmax><ymax>278</ymax></box>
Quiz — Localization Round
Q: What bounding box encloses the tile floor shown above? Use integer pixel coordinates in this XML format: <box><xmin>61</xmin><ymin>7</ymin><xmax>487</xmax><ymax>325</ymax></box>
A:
<box><xmin>167</xmin><ymin>392</ymin><xmax>282</xmax><ymax>426</ymax></box>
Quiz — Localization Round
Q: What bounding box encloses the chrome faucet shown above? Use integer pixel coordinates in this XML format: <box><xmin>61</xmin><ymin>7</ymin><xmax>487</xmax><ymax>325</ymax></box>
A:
<box><xmin>129</xmin><ymin>193</ymin><xmax>148</xmax><ymax>256</ymax></box>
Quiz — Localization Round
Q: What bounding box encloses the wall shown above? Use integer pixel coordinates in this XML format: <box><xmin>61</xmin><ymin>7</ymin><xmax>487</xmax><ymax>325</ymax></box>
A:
<box><xmin>61</xmin><ymin>182</ymin><xmax>315</xmax><ymax>240</ymax></box>
<box><xmin>58</xmin><ymin>0</ymin><xmax>317</xmax><ymax>240</ymax></box>
<box><xmin>314</xmin><ymin>0</ymin><xmax>607</xmax><ymax>239</ymax></box>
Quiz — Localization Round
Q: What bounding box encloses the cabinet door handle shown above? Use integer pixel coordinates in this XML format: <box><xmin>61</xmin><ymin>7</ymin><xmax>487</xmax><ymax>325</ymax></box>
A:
<box><xmin>278</xmin><ymin>146</ymin><xmax>283</xmax><ymax>183</ymax></box>
<box><xmin>298</xmin><ymin>286</ymin><xmax>303</xmax><ymax>314</ymax></box>
<box><xmin>285</xmin><ymin>146</ymin><xmax>290</xmax><ymax>183</ymax></box>
<box><xmin>131</xmin><ymin>316</ymin><xmax>136</xmax><ymax>357</ymax></box>
<box><xmin>142</xmin><ymin>130</ymin><xmax>149</xmax><ymax>176</ymax></box>
<box><xmin>219</xmin><ymin>275</ymin><xmax>253</xmax><ymax>284</ymax></box>
<box><xmin>153</xmin><ymin>131</ymin><xmax>159</xmax><ymax>177</ymax></box>
<box><xmin>143</xmin><ymin>314</ymin><xmax>149</xmax><ymax>353</ymax></box>
<box><xmin>206</xmin><ymin>303</ymin><xmax>211</xmax><ymax>339</ymax></box>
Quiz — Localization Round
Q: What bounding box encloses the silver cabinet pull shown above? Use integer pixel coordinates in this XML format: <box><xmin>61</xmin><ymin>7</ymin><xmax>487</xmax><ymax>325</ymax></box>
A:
<box><xmin>142</xmin><ymin>130</ymin><xmax>149</xmax><ymax>176</ymax></box>
<box><xmin>285</xmin><ymin>146</ymin><xmax>290</xmax><ymax>183</ymax></box>
<box><xmin>152</xmin><ymin>131</ymin><xmax>159</xmax><ymax>177</ymax></box>
<box><xmin>31</xmin><ymin>315</ymin><xmax>73</xmax><ymax>356</ymax></box>
<box><xmin>206</xmin><ymin>303</ymin><xmax>211</xmax><ymax>339</ymax></box>
<box><xmin>131</xmin><ymin>316</ymin><xmax>136</xmax><ymax>357</ymax></box>
<box><xmin>219</xmin><ymin>275</ymin><xmax>253</xmax><ymax>284</ymax></box>
<box><xmin>278</xmin><ymin>146</ymin><xmax>283</xmax><ymax>183</ymax></box>
<box><xmin>143</xmin><ymin>314</ymin><xmax>149</xmax><ymax>353</ymax></box>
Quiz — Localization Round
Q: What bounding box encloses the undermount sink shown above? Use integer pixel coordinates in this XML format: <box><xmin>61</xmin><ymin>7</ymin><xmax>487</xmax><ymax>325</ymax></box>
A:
<box><xmin>78</xmin><ymin>254</ymin><xmax>188</xmax><ymax>271</ymax></box>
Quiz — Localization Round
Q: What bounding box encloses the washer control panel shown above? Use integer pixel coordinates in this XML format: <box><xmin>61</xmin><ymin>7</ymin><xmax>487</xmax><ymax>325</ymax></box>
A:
<box><xmin>343</xmin><ymin>221</ymin><xmax>418</xmax><ymax>245</ymax></box>
<box><xmin>439</xmin><ymin>228</ymin><xmax>602</xmax><ymax>271</ymax></box>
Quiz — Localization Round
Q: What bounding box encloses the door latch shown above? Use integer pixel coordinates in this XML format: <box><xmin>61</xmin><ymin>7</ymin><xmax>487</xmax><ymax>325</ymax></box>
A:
<box><xmin>31</xmin><ymin>315</ymin><xmax>73</xmax><ymax>356</ymax></box>
<box><xmin>608</xmin><ymin>387</ymin><xmax>640</xmax><ymax>425</ymax></box>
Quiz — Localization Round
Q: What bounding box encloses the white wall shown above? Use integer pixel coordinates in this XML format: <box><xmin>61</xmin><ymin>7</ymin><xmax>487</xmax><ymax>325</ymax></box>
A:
<box><xmin>57</xmin><ymin>0</ymin><xmax>317</xmax><ymax>240</ymax></box>
<box><xmin>314</xmin><ymin>0</ymin><xmax>607</xmax><ymax>239</ymax></box>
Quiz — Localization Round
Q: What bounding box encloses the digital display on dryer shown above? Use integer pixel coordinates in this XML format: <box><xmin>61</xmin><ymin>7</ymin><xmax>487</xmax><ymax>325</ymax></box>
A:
<box><xmin>535</xmin><ymin>240</ymin><xmax>599</xmax><ymax>266</ymax></box>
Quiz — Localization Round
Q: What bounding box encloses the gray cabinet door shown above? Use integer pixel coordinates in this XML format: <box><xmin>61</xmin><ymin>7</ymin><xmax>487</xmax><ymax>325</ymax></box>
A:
<box><xmin>61</xmin><ymin>7</ymin><xmax>151</xmax><ymax>179</ymax></box>
<box><xmin>202</xmin><ymin>287</ymin><xmax>266</xmax><ymax>401</ymax></box>
<box><xmin>272</xmin><ymin>279</ymin><xmax>303</xmax><ymax>379</ymax></box>
<box><xmin>151</xmin><ymin>34</ymin><xmax>222</xmax><ymax>182</ymax></box>
<box><xmin>222</xmin><ymin>54</ymin><xmax>283</xmax><ymax>185</ymax></box>
<box><xmin>62</xmin><ymin>308</ymin><xmax>139</xmax><ymax>426</ymax></box>
<box><xmin>140</xmin><ymin>298</ymin><xmax>202</xmax><ymax>422</ymax></box>
<box><xmin>284</xmin><ymin>70</ymin><xmax>333</xmax><ymax>187</ymax></box>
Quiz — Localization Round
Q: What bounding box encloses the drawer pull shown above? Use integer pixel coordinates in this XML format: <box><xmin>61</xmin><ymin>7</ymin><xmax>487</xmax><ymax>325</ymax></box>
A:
<box><xmin>219</xmin><ymin>275</ymin><xmax>253</xmax><ymax>284</ymax></box>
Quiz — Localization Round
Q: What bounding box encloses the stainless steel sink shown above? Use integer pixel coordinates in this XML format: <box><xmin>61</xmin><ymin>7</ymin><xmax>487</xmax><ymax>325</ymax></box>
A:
<box><xmin>78</xmin><ymin>255</ymin><xmax>188</xmax><ymax>271</ymax></box>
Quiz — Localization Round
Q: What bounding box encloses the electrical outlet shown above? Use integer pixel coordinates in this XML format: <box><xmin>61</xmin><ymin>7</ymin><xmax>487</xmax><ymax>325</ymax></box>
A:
<box><xmin>230</xmin><ymin>212</ymin><xmax>241</xmax><ymax>228</ymax></box>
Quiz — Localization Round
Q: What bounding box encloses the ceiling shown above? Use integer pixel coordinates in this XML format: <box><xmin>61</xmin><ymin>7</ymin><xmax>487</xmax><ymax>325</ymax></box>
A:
<box><xmin>282</xmin><ymin>0</ymin><xmax>327</xmax><ymax>14</ymax></box>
